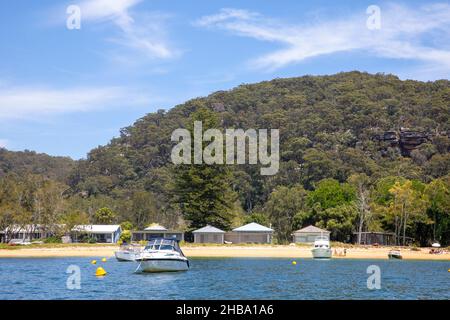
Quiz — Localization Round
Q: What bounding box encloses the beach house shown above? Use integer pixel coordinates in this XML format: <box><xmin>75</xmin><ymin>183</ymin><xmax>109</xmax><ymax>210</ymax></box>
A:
<box><xmin>225</xmin><ymin>222</ymin><xmax>274</xmax><ymax>244</ymax></box>
<box><xmin>71</xmin><ymin>225</ymin><xmax>122</xmax><ymax>243</ymax></box>
<box><xmin>131</xmin><ymin>224</ymin><xmax>184</xmax><ymax>242</ymax></box>
<box><xmin>292</xmin><ymin>225</ymin><xmax>331</xmax><ymax>243</ymax></box>
<box><xmin>192</xmin><ymin>225</ymin><xmax>225</xmax><ymax>243</ymax></box>
<box><xmin>0</xmin><ymin>224</ymin><xmax>64</xmax><ymax>243</ymax></box>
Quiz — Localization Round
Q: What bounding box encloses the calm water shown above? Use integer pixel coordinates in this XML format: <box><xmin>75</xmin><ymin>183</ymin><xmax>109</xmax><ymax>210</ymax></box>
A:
<box><xmin>0</xmin><ymin>258</ymin><xmax>448</xmax><ymax>300</ymax></box>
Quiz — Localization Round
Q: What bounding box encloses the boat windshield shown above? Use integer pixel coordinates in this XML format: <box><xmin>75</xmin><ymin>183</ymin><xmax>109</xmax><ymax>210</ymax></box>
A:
<box><xmin>144</xmin><ymin>238</ymin><xmax>181</xmax><ymax>252</ymax></box>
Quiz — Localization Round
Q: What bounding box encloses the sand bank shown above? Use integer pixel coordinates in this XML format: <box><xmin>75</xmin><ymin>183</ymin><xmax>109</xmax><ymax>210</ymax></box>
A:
<box><xmin>0</xmin><ymin>244</ymin><xmax>448</xmax><ymax>260</ymax></box>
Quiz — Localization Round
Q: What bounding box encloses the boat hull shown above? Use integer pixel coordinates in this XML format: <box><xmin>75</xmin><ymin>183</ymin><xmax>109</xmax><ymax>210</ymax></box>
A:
<box><xmin>388</xmin><ymin>254</ymin><xmax>402</xmax><ymax>259</ymax></box>
<box><xmin>114</xmin><ymin>250</ymin><xmax>140</xmax><ymax>262</ymax></box>
<box><xmin>312</xmin><ymin>248</ymin><xmax>332</xmax><ymax>259</ymax></box>
<box><xmin>137</xmin><ymin>258</ymin><xmax>189</xmax><ymax>272</ymax></box>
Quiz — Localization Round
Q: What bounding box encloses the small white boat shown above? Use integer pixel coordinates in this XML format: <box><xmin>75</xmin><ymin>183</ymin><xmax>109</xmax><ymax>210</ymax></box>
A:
<box><xmin>135</xmin><ymin>238</ymin><xmax>189</xmax><ymax>273</ymax></box>
<box><xmin>114</xmin><ymin>244</ymin><xmax>142</xmax><ymax>262</ymax></box>
<box><xmin>388</xmin><ymin>250</ymin><xmax>402</xmax><ymax>259</ymax></box>
<box><xmin>311</xmin><ymin>236</ymin><xmax>332</xmax><ymax>259</ymax></box>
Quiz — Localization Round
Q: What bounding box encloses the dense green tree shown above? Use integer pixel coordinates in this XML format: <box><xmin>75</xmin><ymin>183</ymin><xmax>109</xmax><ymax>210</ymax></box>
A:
<box><xmin>130</xmin><ymin>191</ymin><xmax>158</xmax><ymax>229</ymax></box>
<box><xmin>243</xmin><ymin>212</ymin><xmax>270</xmax><ymax>226</ymax></box>
<box><xmin>317</xmin><ymin>203</ymin><xmax>357</xmax><ymax>242</ymax></box>
<box><xmin>386</xmin><ymin>180</ymin><xmax>429</xmax><ymax>245</ymax></box>
<box><xmin>172</xmin><ymin>107</ymin><xmax>237</xmax><ymax>230</ymax></box>
<box><xmin>264</xmin><ymin>185</ymin><xmax>308</xmax><ymax>243</ymax></box>
<box><xmin>307</xmin><ymin>179</ymin><xmax>355</xmax><ymax>210</ymax></box>
<box><xmin>94</xmin><ymin>207</ymin><xmax>116</xmax><ymax>224</ymax></box>
<box><xmin>423</xmin><ymin>177</ymin><xmax>450</xmax><ymax>244</ymax></box>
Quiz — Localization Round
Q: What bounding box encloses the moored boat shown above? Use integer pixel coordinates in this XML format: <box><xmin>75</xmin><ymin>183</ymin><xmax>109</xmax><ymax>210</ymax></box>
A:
<box><xmin>115</xmin><ymin>243</ymin><xmax>142</xmax><ymax>262</ymax></box>
<box><xmin>311</xmin><ymin>236</ymin><xmax>332</xmax><ymax>259</ymax></box>
<box><xmin>135</xmin><ymin>238</ymin><xmax>189</xmax><ymax>272</ymax></box>
<box><xmin>388</xmin><ymin>250</ymin><xmax>402</xmax><ymax>259</ymax></box>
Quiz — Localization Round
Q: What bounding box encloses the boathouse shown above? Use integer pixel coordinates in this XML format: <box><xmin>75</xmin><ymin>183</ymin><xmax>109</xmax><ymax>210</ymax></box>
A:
<box><xmin>192</xmin><ymin>225</ymin><xmax>225</xmax><ymax>243</ymax></box>
<box><xmin>131</xmin><ymin>224</ymin><xmax>184</xmax><ymax>242</ymax></box>
<box><xmin>225</xmin><ymin>222</ymin><xmax>273</xmax><ymax>244</ymax></box>
<box><xmin>292</xmin><ymin>225</ymin><xmax>330</xmax><ymax>243</ymax></box>
<box><xmin>71</xmin><ymin>225</ymin><xmax>122</xmax><ymax>243</ymax></box>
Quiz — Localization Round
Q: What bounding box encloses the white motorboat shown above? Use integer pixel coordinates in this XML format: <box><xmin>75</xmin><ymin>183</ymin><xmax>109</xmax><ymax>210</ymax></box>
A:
<box><xmin>311</xmin><ymin>236</ymin><xmax>332</xmax><ymax>259</ymax></box>
<box><xmin>388</xmin><ymin>250</ymin><xmax>402</xmax><ymax>259</ymax></box>
<box><xmin>135</xmin><ymin>238</ymin><xmax>189</xmax><ymax>273</ymax></box>
<box><xmin>115</xmin><ymin>244</ymin><xmax>142</xmax><ymax>262</ymax></box>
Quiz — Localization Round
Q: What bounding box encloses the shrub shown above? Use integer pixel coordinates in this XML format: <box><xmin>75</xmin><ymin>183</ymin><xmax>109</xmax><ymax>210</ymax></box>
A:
<box><xmin>120</xmin><ymin>230</ymin><xmax>131</xmax><ymax>243</ymax></box>
<box><xmin>87</xmin><ymin>237</ymin><xmax>97</xmax><ymax>244</ymax></box>
<box><xmin>44</xmin><ymin>236</ymin><xmax>62</xmax><ymax>243</ymax></box>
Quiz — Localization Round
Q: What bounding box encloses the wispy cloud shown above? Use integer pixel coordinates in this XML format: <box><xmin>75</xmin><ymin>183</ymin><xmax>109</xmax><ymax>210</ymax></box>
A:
<box><xmin>77</xmin><ymin>0</ymin><xmax>178</xmax><ymax>59</ymax></box>
<box><xmin>195</xmin><ymin>4</ymin><xmax>450</xmax><ymax>72</ymax></box>
<box><xmin>0</xmin><ymin>86</ymin><xmax>153</xmax><ymax>120</ymax></box>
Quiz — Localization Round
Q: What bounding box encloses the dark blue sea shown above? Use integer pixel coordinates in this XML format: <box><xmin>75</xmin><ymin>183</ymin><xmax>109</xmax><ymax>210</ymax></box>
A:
<box><xmin>0</xmin><ymin>258</ymin><xmax>448</xmax><ymax>299</ymax></box>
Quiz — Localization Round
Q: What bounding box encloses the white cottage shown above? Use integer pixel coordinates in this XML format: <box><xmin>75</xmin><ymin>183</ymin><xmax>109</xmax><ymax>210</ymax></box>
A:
<box><xmin>71</xmin><ymin>225</ymin><xmax>122</xmax><ymax>243</ymax></box>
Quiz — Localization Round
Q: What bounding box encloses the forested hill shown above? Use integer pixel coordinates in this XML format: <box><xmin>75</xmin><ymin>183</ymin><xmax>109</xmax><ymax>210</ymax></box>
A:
<box><xmin>69</xmin><ymin>71</ymin><xmax>449</xmax><ymax>197</ymax></box>
<box><xmin>0</xmin><ymin>148</ymin><xmax>74</xmax><ymax>182</ymax></box>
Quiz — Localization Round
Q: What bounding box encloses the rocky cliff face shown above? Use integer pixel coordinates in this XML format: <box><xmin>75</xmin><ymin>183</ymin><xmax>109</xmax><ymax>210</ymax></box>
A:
<box><xmin>373</xmin><ymin>128</ymin><xmax>432</xmax><ymax>156</ymax></box>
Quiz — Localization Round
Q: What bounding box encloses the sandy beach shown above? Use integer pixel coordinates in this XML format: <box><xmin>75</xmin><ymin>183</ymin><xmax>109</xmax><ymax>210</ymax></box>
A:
<box><xmin>0</xmin><ymin>244</ymin><xmax>448</xmax><ymax>260</ymax></box>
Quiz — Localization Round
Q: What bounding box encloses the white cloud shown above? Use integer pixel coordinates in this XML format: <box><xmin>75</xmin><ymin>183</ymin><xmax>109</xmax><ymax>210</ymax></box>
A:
<box><xmin>0</xmin><ymin>139</ymin><xmax>8</xmax><ymax>148</ymax></box>
<box><xmin>195</xmin><ymin>4</ymin><xmax>450</xmax><ymax>72</ymax></box>
<box><xmin>77</xmin><ymin>0</ymin><xmax>177</xmax><ymax>59</ymax></box>
<box><xmin>0</xmin><ymin>86</ymin><xmax>152</xmax><ymax>120</ymax></box>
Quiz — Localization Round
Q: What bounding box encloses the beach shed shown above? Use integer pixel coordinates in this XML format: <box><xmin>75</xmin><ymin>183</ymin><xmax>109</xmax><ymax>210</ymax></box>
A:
<box><xmin>292</xmin><ymin>225</ymin><xmax>330</xmax><ymax>243</ymax></box>
<box><xmin>131</xmin><ymin>224</ymin><xmax>184</xmax><ymax>242</ymax></box>
<box><xmin>225</xmin><ymin>222</ymin><xmax>273</xmax><ymax>244</ymax></box>
<box><xmin>192</xmin><ymin>225</ymin><xmax>225</xmax><ymax>243</ymax></box>
<box><xmin>71</xmin><ymin>225</ymin><xmax>122</xmax><ymax>243</ymax></box>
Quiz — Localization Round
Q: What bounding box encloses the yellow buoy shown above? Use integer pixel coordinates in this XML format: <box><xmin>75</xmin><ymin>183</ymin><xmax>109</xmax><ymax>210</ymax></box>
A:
<box><xmin>101</xmin><ymin>258</ymin><xmax>107</xmax><ymax>262</ymax></box>
<box><xmin>91</xmin><ymin>260</ymin><xmax>97</xmax><ymax>265</ymax></box>
<box><xmin>292</xmin><ymin>261</ymin><xmax>297</xmax><ymax>265</ymax></box>
<box><xmin>95</xmin><ymin>267</ymin><xmax>107</xmax><ymax>277</ymax></box>
<box><xmin>448</xmin><ymin>269</ymin><xmax>450</xmax><ymax>272</ymax></box>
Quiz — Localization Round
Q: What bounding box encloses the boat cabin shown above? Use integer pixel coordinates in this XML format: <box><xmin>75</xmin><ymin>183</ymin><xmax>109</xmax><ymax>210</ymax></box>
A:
<box><xmin>144</xmin><ymin>238</ymin><xmax>185</xmax><ymax>255</ymax></box>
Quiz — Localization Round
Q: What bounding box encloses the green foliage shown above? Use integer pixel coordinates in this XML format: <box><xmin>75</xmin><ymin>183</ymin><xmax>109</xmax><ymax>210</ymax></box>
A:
<box><xmin>94</xmin><ymin>207</ymin><xmax>116</xmax><ymax>224</ymax></box>
<box><xmin>120</xmin><ymin>221</ymin><xmax>133</xmax><ymax>231</ymax></box>
<box><xmin>265</xmin><ymin>185</ymin><xmax>308</xmax><ymax>243</ymax></box>
<box><xmin>119</xmin><ymin>230</ymin><xmax>132</xmax><ymax>243</ymax></box>
<box><xmin>307</xmin><ymin>179</ymin><xmax>355</xmax><ymax>210</ymax></box>
<box><xmin>172</xmin><ymin>107</ymin><xmax>237</xmax><ymax>231</ymax></box>
<box><xmin>243</xmin><ymin>212</ymin><xmax>269</xmax><ymax>226</ymax></box>
<box><xmin>317</xmin><ymin>203</ymin><xmax>357</xmax><ymax>242</ymax></box>
<box><xmin>43</xmin><ymin>236</ymin><xmax>62</xmax><ymax>243</ymax></box>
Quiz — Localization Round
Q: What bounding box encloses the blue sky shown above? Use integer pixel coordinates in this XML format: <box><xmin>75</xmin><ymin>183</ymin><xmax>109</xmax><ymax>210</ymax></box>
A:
<box><xmin>0</xmin><ymin>0</ymin><xmax>449</xmax><ymax>159</ymax></box>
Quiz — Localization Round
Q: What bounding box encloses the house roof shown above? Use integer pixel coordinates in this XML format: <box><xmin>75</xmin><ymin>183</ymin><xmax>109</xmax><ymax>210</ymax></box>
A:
<box><xmin>293</xmin><ymin>225</ymin><xmax>330</xmax><ymax>234</ymax></box>
<box><xmin>144</xmin><ymin>224</ymin><xmax>167</xmax><ymax>231</ymax></box>
<box><xmin>2</xmin><ymin>224</ymin><xmax>65</xmax><ymax>233</ymax></box>
<box><xmin>232</xmin><ymin>222</ymin><xmax>273</xmax><ymax>232</ymax></box>
<box><xmin>192</xmin><ymin>225</ymin><xmax>225</xmax><ymax>233</ymax></box>
<box><xmin>72</xmin><ymin>225</ymin><xmax>121</xmax><ymax>233</ymax></box>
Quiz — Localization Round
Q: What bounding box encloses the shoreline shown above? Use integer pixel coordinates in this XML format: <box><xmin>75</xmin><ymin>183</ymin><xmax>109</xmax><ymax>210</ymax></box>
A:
<box><xmin>0</xmin><ymin>244</ymin><xmax>449</xmax><ymax>260</ymax></box>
